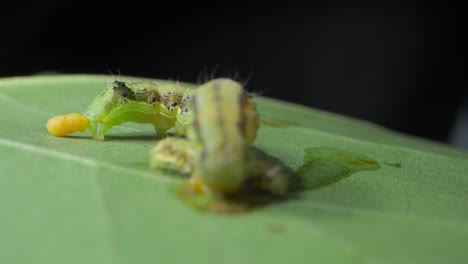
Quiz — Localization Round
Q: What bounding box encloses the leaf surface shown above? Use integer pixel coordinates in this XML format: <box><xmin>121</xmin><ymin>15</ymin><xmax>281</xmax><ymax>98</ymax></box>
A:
<box><xmin>1</xmin><ymin>75</ymin><xmax>467</xmax><ymax>264</ymax></box>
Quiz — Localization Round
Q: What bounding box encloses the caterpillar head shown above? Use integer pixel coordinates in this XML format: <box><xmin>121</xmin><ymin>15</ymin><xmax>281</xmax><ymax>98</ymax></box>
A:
<box><xmin>111</xmin><ymin>81</ymin><xmax>136</xmax><ymax>102</ymax></box>
<box><xmin>85</xmin><ymin>81</ymin><xmax>135</xmax><ymax>121</ymax></box>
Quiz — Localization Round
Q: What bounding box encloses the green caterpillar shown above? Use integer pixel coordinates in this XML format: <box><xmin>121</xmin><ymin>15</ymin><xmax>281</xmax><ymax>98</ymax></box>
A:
<box><xmin>150</xmin><ymin>78</ymin><xmax>290</xmax><ymax>196</ymax></box>
<box><xmin>47</xmin><ymin>80</ymin><xmax>196</xmax><ymax>140</ymax></box>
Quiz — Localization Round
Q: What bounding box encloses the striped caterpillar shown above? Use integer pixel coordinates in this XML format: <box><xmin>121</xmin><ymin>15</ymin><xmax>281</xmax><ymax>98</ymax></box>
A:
<box><xmin>47</xmin><ymin>80</ymin><xmax>196</xmax><ymax>140</ymax></box>
<box><xmin>149</xmin><ymin>79</ymin><xmax>291</xmax><ymax>196</ymax></box>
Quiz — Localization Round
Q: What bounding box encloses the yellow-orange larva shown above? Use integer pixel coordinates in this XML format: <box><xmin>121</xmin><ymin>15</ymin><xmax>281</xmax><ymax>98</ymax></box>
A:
<box><xmin>46</xmin><ymin>113</ymin><xmax>88</xmax><ymax>137</ymax></box>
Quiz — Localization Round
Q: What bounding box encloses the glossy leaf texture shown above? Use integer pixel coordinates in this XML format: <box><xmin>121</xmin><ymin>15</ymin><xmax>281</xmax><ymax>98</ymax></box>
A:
<box><xmin>1</xmin><ymin>75</ymin><xmax>467</xmax><ymax>264</ymax></box>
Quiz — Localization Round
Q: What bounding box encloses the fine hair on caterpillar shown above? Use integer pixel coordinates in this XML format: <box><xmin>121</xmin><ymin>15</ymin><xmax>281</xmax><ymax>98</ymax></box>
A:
<box><xmin>106</xmin><ymin>69</ymin><xmax>122</xmax><ymax>82</ymax></box>
<box><xmin>196</xmin><ymin>65</ymin><xmax>253</xmax><ymax>90</ymax></box>
<box><xmin>196</xmin><ymin>66</ymin><xmax>267</xmax><ymax>101</ymax></box>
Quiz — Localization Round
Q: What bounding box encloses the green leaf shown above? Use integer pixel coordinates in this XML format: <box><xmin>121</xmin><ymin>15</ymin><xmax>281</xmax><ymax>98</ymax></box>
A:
<box><xmin>1</xmin><ymin>75</ymin><xmax>467</xmax><ymax>264</ymax></box>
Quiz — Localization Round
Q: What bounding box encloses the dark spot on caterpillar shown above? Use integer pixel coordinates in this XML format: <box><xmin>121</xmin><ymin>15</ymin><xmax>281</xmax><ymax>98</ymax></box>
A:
<box><xmin>152</xmin><ymin>97</ymin><xmax>157</xmax><ymax>103</ymax></box>
<box><xmin>141</xmin><ymin>88</ymin><xmax>147</xmax><ymax>92</ymax></box>
<box><xmin>114</xmin><ymin>81</ymin><xmax>126</xmax><ymax>87</ymax></box>
<box><xmin>237</xmin><ymin>92</ymin><xmax>248</xmax><ymax>140</ymax></box>
<box><xmin>121</xmin><ymin>91</ymin><xmax>127</xmax><ymax>97</ymax></box>
<box><xmin>192</xmin><ymin>96</ymin><xmax>200</xmax><ymax>130</ymax></box>
<box><xmin>172</xmin><ymin>102</ymin><xmax>177</xmax><ymax>107</ymax></box>
<box><xmin>184</xmin><ymin>108</ymin><xmax>188</xmax><ymax>113</ymax></box>
<box><xmin>179</xmin><ymin>96</ymin><xmax>192</xmax><ymax>110</ymax></box>
<box><xmin>200</xmin><ymin>149</ymin><xmax>207</xmax><ymax>163</ymax></box>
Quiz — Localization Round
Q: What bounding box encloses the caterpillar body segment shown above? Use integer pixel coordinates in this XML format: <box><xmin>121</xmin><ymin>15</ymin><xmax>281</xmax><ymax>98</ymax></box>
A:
<box><xmin>149</xmin><ymin>137</ymin><xmax>194</xmax><ymax>175</ymax></box>
<box><xmin>188</xmin><ymin>79</ymin><xmax>259</xmax><ymax>193</ymax></box>
<box><xmin>243</xmin><ymin>148</ymin><xmax>291</xmax><ymax>197</ymax></box>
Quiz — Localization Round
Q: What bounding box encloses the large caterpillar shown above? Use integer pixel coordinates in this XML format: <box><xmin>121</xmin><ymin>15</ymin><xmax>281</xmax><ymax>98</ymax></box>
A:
<box><xmin>150</xmin><ymin>79</ymin><xmax>291</xmax><ymax>196</ymax></box>
<box><xmin>47</xmin><ymin>80</ymin><xmax>197</xmax><ymax>140</ymax></box>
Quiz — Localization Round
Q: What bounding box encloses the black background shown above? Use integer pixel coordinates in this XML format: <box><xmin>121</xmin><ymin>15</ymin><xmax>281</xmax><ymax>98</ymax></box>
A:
<box><xmin>1</xmin><ymin>1</ymin><xmax>465</xmax><ymax>143</ymax></box>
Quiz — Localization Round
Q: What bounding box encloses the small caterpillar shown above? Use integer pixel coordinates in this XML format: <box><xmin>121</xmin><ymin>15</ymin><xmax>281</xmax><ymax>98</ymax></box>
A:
<box><xmin>150</xmin><ymin>78</ymin><xmax>290</xmax><ymax>196</ymax></box>
<box><xmin>47</xmin><ymin>80</ymin><xmax>196</xmax><ymax>140</ymax></box>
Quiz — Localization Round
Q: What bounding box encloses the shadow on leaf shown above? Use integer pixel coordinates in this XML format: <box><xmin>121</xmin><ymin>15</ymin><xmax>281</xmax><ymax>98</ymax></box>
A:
<box><xmin>295</xmin><ymin>147</ymin><xmax>381</xmax><ymax>191</ymax></box>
